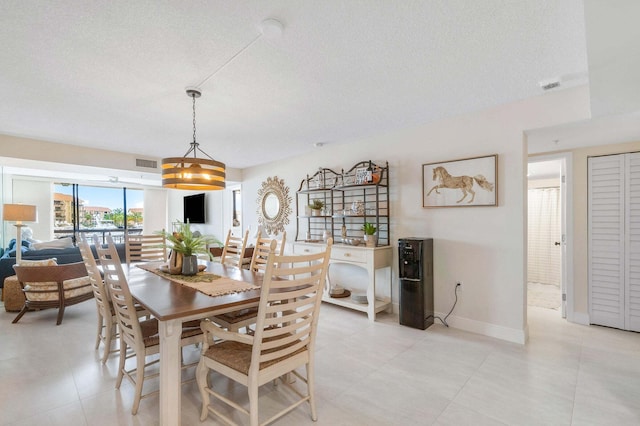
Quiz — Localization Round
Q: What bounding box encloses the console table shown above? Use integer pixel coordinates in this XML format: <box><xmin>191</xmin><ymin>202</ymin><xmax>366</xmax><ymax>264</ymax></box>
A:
<box><xmin>292</xmin><ymin>242</ymin><xmax>392</xmax><ymax>321</ymax></box>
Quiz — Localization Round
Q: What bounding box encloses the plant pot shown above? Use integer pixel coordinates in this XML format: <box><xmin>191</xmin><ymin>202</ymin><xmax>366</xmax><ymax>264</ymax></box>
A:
<box><xmin>364</xmin><ymin>234</ymin><xmax>377</xmax><ymax>247</ymax></box>
<box><xmin>181</xmin><ymin>255</ymin><xmax>198</xmax><ymax>276</ymax></box>
<box><xmin>311</xmin><ymin>209</ymin><xmax>321</xmax><ymax>216</ymax></box>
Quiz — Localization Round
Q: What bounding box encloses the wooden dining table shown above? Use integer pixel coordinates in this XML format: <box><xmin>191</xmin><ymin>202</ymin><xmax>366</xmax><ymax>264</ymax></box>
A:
<box><xmin>127</xmin><ymin>261</ymin><xmax>264</xmax><ymax>426</ymax></box>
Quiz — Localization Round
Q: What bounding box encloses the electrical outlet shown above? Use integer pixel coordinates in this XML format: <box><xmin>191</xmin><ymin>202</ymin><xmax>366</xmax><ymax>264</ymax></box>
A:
<box><xmin>456</xmin><ymin>281</ymin><xmax>462</xmax><ymax>291</ymax></box>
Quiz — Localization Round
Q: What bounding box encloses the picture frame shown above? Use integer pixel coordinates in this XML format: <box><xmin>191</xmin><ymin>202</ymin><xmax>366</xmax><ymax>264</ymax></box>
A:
<box><xmin>422</xmin><ymin>154</ymin><xmax>498</xmax><ymax>207</ymax></box>
<box><xmin>355</xmin><ymin>167</ymin><xmax>368</xmax><ymax>184</ymax></box>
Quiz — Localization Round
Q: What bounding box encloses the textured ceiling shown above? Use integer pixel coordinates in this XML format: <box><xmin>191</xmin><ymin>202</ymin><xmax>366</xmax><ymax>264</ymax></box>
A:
<box><xmin>0</xmin><ymin>1</ymin><xmax>588</xmax><ymax>169</ymax></box>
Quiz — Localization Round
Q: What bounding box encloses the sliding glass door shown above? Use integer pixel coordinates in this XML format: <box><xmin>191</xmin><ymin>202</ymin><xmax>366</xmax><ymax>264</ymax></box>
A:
<box><xmin>53</xmin><ymin>183</ymin><xmax>143</xmax><ymax>244</ymax></box>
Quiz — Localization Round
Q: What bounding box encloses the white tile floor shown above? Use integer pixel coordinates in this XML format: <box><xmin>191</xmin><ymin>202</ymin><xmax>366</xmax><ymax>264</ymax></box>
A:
<box><xmin>1</xmin><ymin>300</ymin><xmax>639</xmax><ymax>425</ymax></box>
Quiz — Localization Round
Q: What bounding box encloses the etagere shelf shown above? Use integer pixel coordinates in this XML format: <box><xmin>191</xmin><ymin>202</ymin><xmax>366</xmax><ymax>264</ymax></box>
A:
<box><xmin>295</xmin><ymin>161</ymin><xmax>389</xmax><ymax>245</ymax></box>
<box><xmin>293</xmin><ymin>160</ymin><xmax>392</xmax><ymax>321</ymax></box>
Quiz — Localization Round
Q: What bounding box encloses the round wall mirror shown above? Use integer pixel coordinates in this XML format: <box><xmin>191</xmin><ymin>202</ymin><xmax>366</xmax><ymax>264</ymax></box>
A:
<box><xmin>263</xmin><ymin>192</ymin><xmax>280</xmax><ymax>220</ymax></box>
<box><xmin>257</xmin><ymin>176</ymin><xmax>292</xmax><ymax>235</ymax></box>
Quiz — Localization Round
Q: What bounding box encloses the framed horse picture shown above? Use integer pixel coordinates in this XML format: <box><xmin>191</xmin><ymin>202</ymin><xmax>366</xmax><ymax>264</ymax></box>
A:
<box><xmin>422</xmin><ymin>154</ymin><xmax>497</xmax><ymax>207</ymax></box>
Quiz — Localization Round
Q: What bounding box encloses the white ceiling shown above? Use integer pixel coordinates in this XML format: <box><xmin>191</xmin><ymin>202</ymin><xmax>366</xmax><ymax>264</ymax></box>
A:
<box><xmin>0</xmin><ymin>1</ymin><xmax>589</xmax><ymax>170</ymax></box>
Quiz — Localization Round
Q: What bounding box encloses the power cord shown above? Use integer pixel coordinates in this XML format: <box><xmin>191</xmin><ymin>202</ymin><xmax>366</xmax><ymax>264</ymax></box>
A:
<box><xmin>426</xmin><ymin>283</ymin><xmax>460</xmax><ymax>327</ymax></box>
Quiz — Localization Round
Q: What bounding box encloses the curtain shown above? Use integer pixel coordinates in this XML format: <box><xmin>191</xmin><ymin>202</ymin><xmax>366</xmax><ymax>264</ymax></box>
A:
<box><xmin>528</xmin><ymin>187</ymin><xmax>561</xmax><ymax>286</ymax></box>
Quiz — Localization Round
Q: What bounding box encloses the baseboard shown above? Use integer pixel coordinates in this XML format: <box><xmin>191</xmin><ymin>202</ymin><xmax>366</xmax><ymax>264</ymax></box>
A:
<box><xmin>440</xmin><ymin>313</ymin><xmax>526</xmax><ymax>344</ymax></box>
<box><xmin>389</xmin><ymin>304</ymin><xmax>525</xmax><ymax>344</ymax></box>
<box><xmin>389</xmin><ymin>304</ymin><xmax>526</xmax><ymax>344</ymax></box>
<box><xmin>570</xmin><ymin>311</ymin><xmax>590</xmax><ymax>325</ymax></box>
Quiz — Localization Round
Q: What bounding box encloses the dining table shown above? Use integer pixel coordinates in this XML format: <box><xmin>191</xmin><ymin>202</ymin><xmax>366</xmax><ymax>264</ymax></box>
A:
<box><xmin>127</xmin><ymin>261</ymin><xmax>264</xmax><ymax>426</ymax></box>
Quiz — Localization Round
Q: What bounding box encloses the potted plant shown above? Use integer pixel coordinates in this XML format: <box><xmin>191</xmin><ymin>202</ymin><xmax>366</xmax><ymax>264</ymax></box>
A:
<box><xmin>309</xmin><ymin>199</ymin><xmax>325</xmax><ymax>216</ymax></box>
<box><xmin>362</xmin><ymin>222</ymin><xmax>377</xmax><ymax>247</ymax></box>
<box><xmin>158</xmin><ymin>222</ymin><xmax>221</xmax><ymax>275</ymax></box>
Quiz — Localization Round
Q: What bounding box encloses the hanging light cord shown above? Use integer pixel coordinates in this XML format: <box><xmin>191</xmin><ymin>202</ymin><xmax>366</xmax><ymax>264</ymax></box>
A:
<box><xmin>181</xmin><ymin>91</ymin><xmax>216</xmax><ymax>161</ymax></box>
<box><xmin>191</xmin><ymin>94</ymin><xmax>197</xmax><ymax>152</ymax></box>
<box><xmin>195</xmin><ymin>33</ymin><xmax>263</xmax><ymax>88</ymax></box>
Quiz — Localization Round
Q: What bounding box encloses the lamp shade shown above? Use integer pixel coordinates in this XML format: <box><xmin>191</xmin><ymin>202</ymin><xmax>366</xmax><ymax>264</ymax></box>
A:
<box><xmin>162</xmin><ymin>157</ymin><xmax>226</xmax><ymax>190</ymax></box>
<box><xmin>3</xmin><ymin>204</ymin><xmax>37</xmax><ymax>223</ymax></box>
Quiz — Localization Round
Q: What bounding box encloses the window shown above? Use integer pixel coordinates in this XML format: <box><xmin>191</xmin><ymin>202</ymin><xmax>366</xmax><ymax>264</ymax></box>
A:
<box><xmin>54</xmin><ymin>184</ymin><xmax>143</xmax><ymax>244</ymax></box>
<box><xmin>232</xmin><ymin>189</ymin><xmax>241</xmax><ymax>228</ymax></box>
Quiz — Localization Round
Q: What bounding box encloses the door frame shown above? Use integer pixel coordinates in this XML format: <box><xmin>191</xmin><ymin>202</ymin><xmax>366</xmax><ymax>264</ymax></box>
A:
<box><xmin>527</xmin><ymin>152</ymin><xmax>574</xmax><ymax>321</ymax></box>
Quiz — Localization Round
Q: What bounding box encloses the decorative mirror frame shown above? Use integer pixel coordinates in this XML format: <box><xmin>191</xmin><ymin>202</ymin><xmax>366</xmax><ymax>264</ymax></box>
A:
<box><xmin>256</xmin><ymin>176</ymin><xmax>292</xmax><ymax>235</ymax></box>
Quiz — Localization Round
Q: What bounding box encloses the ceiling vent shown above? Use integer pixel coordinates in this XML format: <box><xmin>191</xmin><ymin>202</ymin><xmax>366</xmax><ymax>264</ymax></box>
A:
<box><xmin>136</xmin><ymin>158</ymin><xmax>158</xmax><ymax>169</ymax></box>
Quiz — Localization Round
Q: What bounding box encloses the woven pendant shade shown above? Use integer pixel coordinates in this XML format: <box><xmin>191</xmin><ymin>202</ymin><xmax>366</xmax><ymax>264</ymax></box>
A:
<box><xmin>162</xmin><ymin>88</ymin><xmax>226</xmax><ymax>190</ymax></box>
<box><xmin>161</xmin><ymin>157</ymin><xmax>226</xmax><ymax>190</ymax></box>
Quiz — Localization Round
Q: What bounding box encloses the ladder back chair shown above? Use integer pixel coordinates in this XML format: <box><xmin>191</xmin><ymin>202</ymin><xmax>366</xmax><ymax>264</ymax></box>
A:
<box><xmin>249</xmin><ymin>229</ymin><xmax>287</xmax><ymax>274</ymax></box>
<box><xmin>78</xmin><ymin>235</ymin><xmax>117</xmax><ymax>363</ymax></box>
<box><xmin>220</xmin><ymin>229</ymin><xmax>250</xmax><ymax>268</ymax></box>
<box><xmin>103</xmin><ymin>235</ymin><xmax>202</xmax><ymax>415</ymax></box>
<box><xmin>196</xmin><ymin>238</ymin><xmax>333</xmax><ymax>426</ymax></box>
<box><xmin>210</xmin><ymin>229</ymin><xmax>286</xmax><ymax>333</ymax></box>
<box><xmin>125</xmin><ymin>231</ymin><xmax>167</xmax><ymax>266</ymax></box>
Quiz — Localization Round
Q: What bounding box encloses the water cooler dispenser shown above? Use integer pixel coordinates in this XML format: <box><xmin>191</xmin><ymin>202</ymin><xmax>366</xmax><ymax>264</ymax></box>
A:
<box><xmin>398</xmin><ymin>238</ymin><xmax>434</xmax><ymax>330</ymax></box>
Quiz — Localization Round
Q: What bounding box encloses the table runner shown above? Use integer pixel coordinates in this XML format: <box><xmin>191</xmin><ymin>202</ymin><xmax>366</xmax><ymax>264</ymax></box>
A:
<box><xmin>136</xmin><ymin>263</ymin><xmax>258</xmax><ymax>297</ymax></box>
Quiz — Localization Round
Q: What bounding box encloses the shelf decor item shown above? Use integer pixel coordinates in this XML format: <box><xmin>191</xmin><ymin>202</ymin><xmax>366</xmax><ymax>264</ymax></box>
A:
<box><xmin>362</xmin><ymin>222</ymin><xmax>377</xmax><ymax>247</ymax></box>
<box><xmin>309</xmin><ymin>199</ymin><xmax>324</xmax><ymax>216</ymax></box>
<box><xmin>422</xmin><ymin>154</ymin><xmax>497</xmax><ymax>207</ymax></box>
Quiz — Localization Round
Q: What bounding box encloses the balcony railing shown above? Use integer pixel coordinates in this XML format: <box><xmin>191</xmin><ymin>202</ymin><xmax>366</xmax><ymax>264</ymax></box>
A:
<box><xmin>54</xmin><ymin>227</ymin><xmax>143</xmax><ymax>245</ymax></box>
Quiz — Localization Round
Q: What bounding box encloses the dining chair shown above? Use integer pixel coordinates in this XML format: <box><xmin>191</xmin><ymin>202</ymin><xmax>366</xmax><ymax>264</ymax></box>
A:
<box><xmin>125</xmin><ymin>231</ymin><xmax>167</xmax><ymax>266</ymax></box>
<box><xmin>196</xmin><ymin>238</ymin><xmax>333</xmax><ymax>426</ymax></box>
<box><xmin>78</xmin><ymin>235</ymin><xmax>150</xmax><ymax>363</ymax></box>
<box><xmin>102</xmin><ymin>235</ymin><xmax>203</xmax><ymax>415</ymax></box>
<box><xmin>220</xmin><ymin>229</ymin><xmax>250</xmax><ymax>268</ymax></box>
<box><xmin>248</xmin><ymin>229</ymin><xmax>286</xmax><ymax>274</ymax></box>
<box><xmin>78</xmin><ymin>235</ymin><xmax>117</xmax><ymax>363</ymax></box>
<box><xmin>210</xmin><ymin>228</ymin><xmax>286</xmax><ymax>333</ymax></box>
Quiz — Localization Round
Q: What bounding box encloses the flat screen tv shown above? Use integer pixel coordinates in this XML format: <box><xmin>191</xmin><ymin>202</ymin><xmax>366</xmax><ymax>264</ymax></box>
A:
<box><xmin>183</xmin><ymin>193</ymin><xmax>206</xmax><ymax>224</ymax></box>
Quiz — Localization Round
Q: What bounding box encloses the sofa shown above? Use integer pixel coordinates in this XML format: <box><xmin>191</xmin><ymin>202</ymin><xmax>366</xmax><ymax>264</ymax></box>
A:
<box><xmin>0</xmin><ymin>243</ymin><xmax>126</xmax><ymax>291</ymax></box>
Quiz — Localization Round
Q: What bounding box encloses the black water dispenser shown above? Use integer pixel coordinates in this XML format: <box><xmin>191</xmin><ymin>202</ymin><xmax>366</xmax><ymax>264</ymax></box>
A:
<box><xmin>398</xmin><ymin>238</ymin><xmax>434</xmax><ymax>329</ymax></box>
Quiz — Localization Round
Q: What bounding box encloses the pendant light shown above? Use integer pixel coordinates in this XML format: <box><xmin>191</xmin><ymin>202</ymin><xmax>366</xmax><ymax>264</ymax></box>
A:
<box><xmin>161</xmin><ymin>88</ymin><xmax>226</xmax><ymax>190</ymax></box>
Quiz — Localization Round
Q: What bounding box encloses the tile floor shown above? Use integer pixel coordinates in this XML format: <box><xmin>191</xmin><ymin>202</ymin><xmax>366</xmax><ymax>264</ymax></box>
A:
<box><xmin>1</xmin><ymin>300</ymin><xmax>639</xmax><ymax>425</ymax></box>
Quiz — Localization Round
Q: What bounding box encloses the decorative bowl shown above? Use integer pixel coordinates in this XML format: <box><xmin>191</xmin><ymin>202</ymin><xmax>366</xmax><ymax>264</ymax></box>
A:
<box><xmin>342</xmin><ymin>238</ymin><xmax>362</xmax><ymax>246</ymax></box>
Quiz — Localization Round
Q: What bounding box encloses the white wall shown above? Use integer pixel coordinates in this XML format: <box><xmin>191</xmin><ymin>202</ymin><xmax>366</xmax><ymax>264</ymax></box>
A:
<box><xmin>241</xmin><ymin>86</ymin><xmax>591</xmax><ymax>343</ymax></box>
<box><xmin>166</xmin><ymin>188</ymin><xmax>226</xmax><ymax>245</ymax></box>
<box><xmin>9</xmin><ymin>178</ymin><xmax>53</xmax><ymax>241</ymax></box>
<box><xmin>143</xmin><ymin>188</ymin><xmax>168</xmax><ymax>234</ymax></box>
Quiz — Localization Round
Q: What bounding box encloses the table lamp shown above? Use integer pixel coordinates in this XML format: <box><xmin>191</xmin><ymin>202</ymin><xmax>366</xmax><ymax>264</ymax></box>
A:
<box><xmin>3</xmin><ymin>203</ymin><xmax>37</xmax><ymax>265</ymax></box>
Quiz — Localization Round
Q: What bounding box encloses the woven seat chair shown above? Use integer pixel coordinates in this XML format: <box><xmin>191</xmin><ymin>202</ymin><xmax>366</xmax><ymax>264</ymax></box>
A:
<box><xmin>211</xmin><ymin>229</ymin><xmax>287</xmax><ymax>333</ymax></box>
<box><xmin>220</xmin><ymin>229</ymin><xmax>250</xmax><ymax>268</ymax></box>
<box><xmin>196</xmin><ymin>238</ymin><xmax>333</xmax><ymax>426</ymax></box>
<box><xmin>78</xmin><ymin>236</ymin><xmax>116</xmax><ymax>363</ymax></box>
<box><xmin>102</xmin><ymin>235</ymin><xmax>202</xmax><ymax>415</ymax></box>
<box><xmin>125</xmin><ymin>231</ymin><xmax>167</xmax><ymax>266</ymax></box>
<box><xmin>12</xmin><ymin>261</ymin><xmax>93</xmax><ymax>325</ymax></box>
<box><xmin>248</xmin><ymin>229</ymin><xmax>286</xmax><ymax>274</ymax></box>
<box><xmin>78</xmin><ymin>236</ymin><xmax>149</xmax><ymax>363</ymax></box>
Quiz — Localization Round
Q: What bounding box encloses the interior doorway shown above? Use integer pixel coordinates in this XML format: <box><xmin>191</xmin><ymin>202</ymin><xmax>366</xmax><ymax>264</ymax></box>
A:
<box><xmin>527</xmin><ymin>154</ymin><xmax>573</xmax><ymax>320</ymax></box>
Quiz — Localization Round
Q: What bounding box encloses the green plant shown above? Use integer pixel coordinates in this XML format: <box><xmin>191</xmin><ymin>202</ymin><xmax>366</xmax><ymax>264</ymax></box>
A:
<box><xmin>309</xmin><ymin>199</ymin><xmax>325</xmax><ymax>210</ymax></box>
<box><xmin>157</xmin><ymin>221</ymin><xmax>221</xmax><ymax>259</ymax></box>
<box><xmin>362</xmin><ymin>222</ymin><xmax>377</xmax><ymax>235</ymax></box>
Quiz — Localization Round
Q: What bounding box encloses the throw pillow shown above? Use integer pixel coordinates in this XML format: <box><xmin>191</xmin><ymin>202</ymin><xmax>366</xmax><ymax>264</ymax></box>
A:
<box><xmin>31</xmin><ymin>237</ymin><xmax>74</xmax><ymax>250</ymax></box>
<box><xmin>18</xmin><ymin>258</ymin><xmax>58</xmax><ymax>267</ymax></box>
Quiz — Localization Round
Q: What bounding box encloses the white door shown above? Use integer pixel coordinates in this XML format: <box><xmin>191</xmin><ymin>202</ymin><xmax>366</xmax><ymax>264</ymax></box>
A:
<box><xmin>588</xmin><ymin>153</ymin><xmax>640</xmax><ymax>331</ymax></box>
<box><xmin>625</xmin><ymin>153</ymin><xmax>640</xmax><ymax>331</ymax></box>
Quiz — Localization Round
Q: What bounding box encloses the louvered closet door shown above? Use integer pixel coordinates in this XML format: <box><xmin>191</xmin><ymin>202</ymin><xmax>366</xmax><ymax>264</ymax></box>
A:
<box><xmin>588</xmin><ymin>155</ymin><xmax>625</xmax><ymax>329</ymax></box>
<box><xmin>625</xmin><ymin>153</ymin><xmax>640</xmax><ymax>331</ymax></box>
